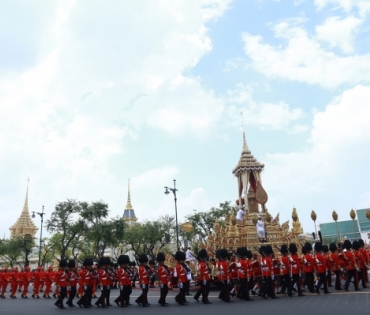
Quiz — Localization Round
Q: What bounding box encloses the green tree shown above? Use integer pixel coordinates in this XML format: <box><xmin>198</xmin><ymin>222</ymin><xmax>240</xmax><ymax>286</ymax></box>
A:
<box><xmin>0</xmin><ymin>235</ymin><xmax>35</xmax><ymax>267</ymax></box>
<box><xmin>46</xmin><ymin>199</ymin><xmax>87</xmax><ymax>259</ymax></box>
<box><xmin>186</xmin><ymin>201</ymin><xmax>236</xmax><ymax>240</ymax></box>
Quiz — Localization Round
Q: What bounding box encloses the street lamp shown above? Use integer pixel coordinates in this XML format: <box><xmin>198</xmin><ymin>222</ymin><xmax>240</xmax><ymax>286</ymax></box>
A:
<box><xmin>164</xmin><ymin>179</ymin><xmax>180</xmax><ymax>251</ymax></box>
<box><xmin>32</xmin><ymin>205</ymin><xmax>45</xmax><ymax>266</ymax></box>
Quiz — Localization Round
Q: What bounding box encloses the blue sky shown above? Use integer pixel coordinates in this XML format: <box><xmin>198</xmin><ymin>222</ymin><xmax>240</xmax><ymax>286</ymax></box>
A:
<box><xmin>1</xmin><ymin>0</ymin><xmax>370</xmax><ymax>237</ymax></box>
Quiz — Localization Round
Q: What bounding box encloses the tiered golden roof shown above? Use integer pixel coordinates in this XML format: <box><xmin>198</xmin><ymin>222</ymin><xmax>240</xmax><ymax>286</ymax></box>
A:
<box><xmin>122</xmin><ymin>179</ymin><xmax>138</xmax><ymax>225</ymax></box>
<box><xmin>9</xmin><ymin>184</ymin><xmax>38</xmax><ymax>237</ymax></box>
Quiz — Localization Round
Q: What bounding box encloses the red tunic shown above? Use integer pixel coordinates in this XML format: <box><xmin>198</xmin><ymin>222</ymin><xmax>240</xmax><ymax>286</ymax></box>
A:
<box><xmin>139</xmin><ymin>266</ymin><xmax>149</xmax><ymax>285</ymax></box>
<box><xmin>98</xmin><ymin>269</ymin><xmax>109</xmax><ymax>286</ymax></box>
<box><xmin>315</xmin><ymin>253</ymin><xmax>327</xmax><ymax>273</ymax></box>
<box><xmin>216</xmin><ymin>261</ymin><xmax>228</xmax><ymax>281</ymax></box>
<box><xmin>261</xmin><ymin>257</ymin><xmax>273</xmax><ymax>277</ymax></box>
<box><xmin>55</xmin><ymin>270</ymin><xmax>69</xmax><ymax>288</ymax></box>
<box><xmin>290</xmin><ymin>254</ymin><xmax>301</xmax><ymax>275</ymax></box>
<box><xmin>281</xmin><ymin>256</ymin><xmax>290</xmax><ymax>275</ymax></box>
<box><xmin>157</xmin><ymin>265</ymin><xmax>170</xmax><ymax>284</ymax></box>
<box><xmin>68</xmin><ymin>270</ymin><xmax>78</xmax><ymax>287</ymax></box>
<box><xmin>237</xmin><ymin>259</ymin><xmax>248</xmax><ymax>279</ymax></box>
<box><xmin>344</xmin><ymin>251</ymin><xmax>356</xmax><ymax>270</ymax></box>
<box><xmin>304</xmin><ymin>254</ymin><xmax>314</xmax><ymax>272</ymax></box>
<box><xmin>117</xmin><ymin>267</ymin><xmax>130</xmax><ymax>286</ymax></box>
<box><xmin>330</xmin><ymin>253</ymin><xmax>339</xmax><ymax>271</ymax></box>
<box><xmin>175</xmin><ymin>263</ymin><xmax>187</xmax><ymax>283</ymax></box>
<box><xmin>354</xmin><ymin>251</ymin><xmax>365</xmax><ymax>269</ymax></box>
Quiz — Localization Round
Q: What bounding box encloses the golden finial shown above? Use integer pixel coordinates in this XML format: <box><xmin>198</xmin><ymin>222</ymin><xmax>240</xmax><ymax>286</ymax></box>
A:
<box><xmin>332</xmin><ymin>210</ymin><xmax>338</xmax><ymax>221</ymax></box>
<box><xmin>126</xmin><ymin>179</ymin><xmax>132</xmax><ymax>209</ymax></box>
<box><xmin>311</xmin><ymin>210</ymin><xmax>317</xmax><ymax>222</ymax></box>
<box><xmin>292</xmin><ymin>208</ymin><xmax>298</xmax><ymax>222</ymax></box>
<box><xmin>266</xmin><ymin>211</ymin><xmax>272</xmax><ymax>223</ymax></box>
<box><xmin>350</xmin><ymin>209</ymin><xmax>356</xmax><ymax>220</ymax></box>
<box><xmin>366</xmin><ymin>210</ymin><xmax>370</xmax><ymax>220</ymax></box>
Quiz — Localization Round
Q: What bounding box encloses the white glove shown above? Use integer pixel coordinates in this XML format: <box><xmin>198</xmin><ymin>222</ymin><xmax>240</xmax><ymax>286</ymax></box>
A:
<box><xmin>160</xmin><ymin>283</ymin><xmax>164</xmax><ymax>289</ymax></box>
<box><xmin>142</xmin><ymin>284</ymin><xmax>146</xmax><ymax>289</ymax></box>
<box><xmin>100</xmin><ymin>287</ymin><xmax>103</xmax><ymax>292</ymax></box>
<box><xmin>67</xmin><ymin>286</ymin><xmax>71</xmax><ymax>291</ymax></box>
<box><xmin>120</xmin><ymin>286</ymin><xmax>124</xmax><ymax>290</ymax></box>
<box><xmin>271</xmin><ymin>275</ymin><xmax>274</xmax><ymax>280</ymax></box>
<box><xmin>107</xmin><ymin>285</ymin><xmax>110</xmax><ymax>290</ymax></box>
<box><xmin>203</xmin><ymin>280</ymin><xmax>207</xmax><ymax>285</ymax></box>
<box><xmin>179</xmin><ymin>282</ymin><xmax>183</xmax><ymax>289</ymax></box>
<box><xmin>84</xmin><ymin>285</ymin><xmax>87</xmax><ymax>290</ymax></box>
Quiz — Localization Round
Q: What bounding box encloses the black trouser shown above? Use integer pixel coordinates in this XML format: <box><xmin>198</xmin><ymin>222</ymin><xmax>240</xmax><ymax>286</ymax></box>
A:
<box><xmin>281</xmin><ymin>274</ymin><xmax>292</xmax><ymax>295</ymax></box>
<box><xmin>316</xmin><ymin>272</ymin><xmax>328</xmax><ymax>293</ymax></box>
<box><xmin>57</xmin><ymin>287</ymin><xmax>67</xmax><ymax>307</ymax></box>
<box><xmin>218</xmin><ymin>281</ymin><xmax>230</xmax><ymax>302</ymax></box>
<box><xmin>184</xmin><ymin>281</ymin><xmax>190</xmax><ymax>295</ymax></box>
<box><xmin>194</xmin><ymin>281</ymin><xmax>210</xmax><ymax>302</ymax></box>
<box><xmin>237</xmin><ymin>278</ymin><xmax>249</xmax><ymax>299</ymax></box>
<box><xmin>158</xmin><ymin>284</ymin><xmax>168</xmax><ymax>304</ymax></box>
<box><xmin>358</xmin><ymin>269</ymin><xmax>366</xmax><ymax>288</ymax></box>
<box><xmin>334</xmin><ymin>270</ymin><xmax>342</xmax><ymax>289</ymax></box>
<box><xmin>96</xmin><ymin>286</ymin><xmax>108</xmax><ymax>307</ymax></box>
<box><xmin>327</xmin><ymin>270</ymin><xmax>332</xmax><ymax>286</ymax></box>
<box><xmin>136</xmin><ymin>284</ymin><xmax>148</xmax><ymax>306</ymax></box>
<box><xmin>175</xmin><ymin>283</ymin><xmax>187</xmax><ymax>304</ymax></box>
<box><xmin>290</xmin><ymin>274</ymin><xmax>302</xmax><ymax>295</ymax></box>
<box><xmin>344</xmin><ymin>269</ymin><xmax>359</xmax><ymax>290</ymax></box>
<box><xmin>125</xmin><ymin>285</ymin><xmax>132</xmax><ymax>304</ymax></box>
<box><xmin>66</xmin><ymin>286</ymin><xmax>76</xmax><ymax>305</ymax></box>
<box><xmin>305</xmin><ymin>272</ymin><xmax>314</xmax><ymax>292</ymax></box>
<box><xmin>105</xmin><ymin>286</ymin><xmax>111</xmax><ymax>306</ymax></box>
<box><xmin>78</xmin><ymin>285</ymin><xmax>92</xmax><ymax>307</ymax></box>
<box><xmin>260</xmin><ymin>276</ymin><xmax>275</xmax><ymax>298</ymax></box>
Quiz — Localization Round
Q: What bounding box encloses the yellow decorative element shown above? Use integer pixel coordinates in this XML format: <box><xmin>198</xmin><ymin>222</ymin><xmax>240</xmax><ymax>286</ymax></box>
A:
<box><xmin>311</xmin><ymin>210</ymin><xmax>317</xmax><ymax>222</ymax></box>
<box><xmin>291</xmin><ymin>208</ymin><xmax>303</xmax><ymax>235</ymax></box>
<box><xmin>126</xmin><ymin>179</ymin><xmax>132</xmax><ymax>209</ymax></box>
<box><xmin>350</xmin><ymin>209</ymin><xmax>356</xmax><ymax>220</ymax></box>
<box><xmin>265</xmin><ymin>211</ymin><xmax>272</xmax><ymax>223</ymax></box>
<box><xmin>9</xmin><ymin>182</ymin><xmax>38</xmax><ymax>237</ymax></box>
<box><xmin>292</xmin><ymin>208</ymin><xmax>298</xmax><ymax>222</ymax></box>
<box><xmin>180</xmin><ymin>222</ymin><xmax>193</xmax><ymax>232</ymax></box>
<box><xmin>332</xmin><ymin>210</ymin><xmax>338</xmax><ymax>221</ymax></box>
<box><xmin>366</xmin><ymin>210</ymin><xmax>370</xmax><ymax>220</ymax></box>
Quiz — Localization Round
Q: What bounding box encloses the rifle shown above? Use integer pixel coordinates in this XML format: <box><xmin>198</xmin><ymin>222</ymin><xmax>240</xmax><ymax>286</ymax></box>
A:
<box><xmin>254</xmin><ymin>246</ymin><xmax>266</xmax><ymax>257</ymax></box>
<box><xmin>229</xmin><ymin>248</ymin><xmax>241</xmax><ymax>259</ymax></box>
<box><xmin>318</xmin><ymin>231</ymin><xmax>323</xmax><ymax>244</ymax></box>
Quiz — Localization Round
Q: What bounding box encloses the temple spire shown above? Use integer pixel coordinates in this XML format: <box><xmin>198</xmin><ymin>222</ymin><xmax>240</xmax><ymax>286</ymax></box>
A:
<box><xmin>126</xmin><ymin>179</ymin><xmax>132</xmax><ymax>209</ymax></box>
<box><xmin>24</xmin><ymin>177</ymin><xmax>29</xmax><ymax>207</ymax></box>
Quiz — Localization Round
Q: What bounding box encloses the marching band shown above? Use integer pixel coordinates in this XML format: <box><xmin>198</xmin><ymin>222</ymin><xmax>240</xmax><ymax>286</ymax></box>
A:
<box><xmin>0</xmin><ymin>238</ymin><xmax>369</xmax><ymax>309</ymax></box>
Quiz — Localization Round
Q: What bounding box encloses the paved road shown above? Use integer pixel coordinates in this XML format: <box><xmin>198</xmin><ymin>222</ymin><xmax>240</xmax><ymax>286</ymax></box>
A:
<box><xmin>1</xmin><ymin>286</ymin><xmax>370</xmax><ymax>315</ymax></box>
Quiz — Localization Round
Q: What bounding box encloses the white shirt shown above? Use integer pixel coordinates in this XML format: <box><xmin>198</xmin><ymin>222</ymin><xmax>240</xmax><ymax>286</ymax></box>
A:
<box><xmin>236</xmin><ymin>209</ymin><xmax>244</xmax><ymax>221</ymax></box>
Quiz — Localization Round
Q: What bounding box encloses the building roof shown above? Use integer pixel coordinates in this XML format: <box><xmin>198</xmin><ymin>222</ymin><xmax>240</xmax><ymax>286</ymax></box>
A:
<box><xmin>232</xmin><ymin>132</ymin><xmax>264</xmax><ymax>176</ymax></box>
<box><xmin>122</xmin><ymin>179</ymin><xmax>137</xmax><ymax>222</ymax></box>
<box><xmin>9</xmin><ymin>183</ymin><xmax>38</xmax><ymax>237</ymax></box>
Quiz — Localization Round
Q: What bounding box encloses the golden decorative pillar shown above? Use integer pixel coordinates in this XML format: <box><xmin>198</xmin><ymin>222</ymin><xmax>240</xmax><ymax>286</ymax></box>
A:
<box><xmin>291</xmin><ymin>208</ymin><xmax>303</xmax><ymax>235</ymax></box>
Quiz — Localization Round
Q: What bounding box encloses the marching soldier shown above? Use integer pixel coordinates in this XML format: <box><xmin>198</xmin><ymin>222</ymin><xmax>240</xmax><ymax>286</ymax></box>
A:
<box><xmin>236</xmin><ymin>247</ymin><xmax>253</xmax><ymax>301</ymax></box>
<box><xmin>175</xmin><ymin>250</ymin><xmax>189</xmax><ymax>305</ymax></box>
<box><xmin>303</xmin><ymin>242</ymin><xmax>315</xmax><ymax>293</ymax></box>
<box><xmin>66</xmin><ymin>260</ymin><xmax>79</xmax><ymax>307</ymax></box>
<box><xmin>95</xmin><ymin>257</ymin><xmax>109</xmax><ymax>308</ymax></box>
<box><xmin>329</xmin><ymin>243</ymin><xmax>343</xmax><ymax>290</ymax></box>
<box><xmin>343</xmin><ymin>239</ymin><xmax>360</xmax><ymax>291</ymax></box>
<box><xmin>115</xmin><ymin>254</ymin><xmax>130</xmax><ymax>307</ymax></box>
<box><xmin>156</xmin><ymin>252</ymin><xmax>170</xmax><ymax>306</ymax></box>
<box><xmin>194</xmin><ymin>249</ymin><xmax>212</xmax><ymax>304</ymax></box>
<box><xmin>279</xmin><ymin>244</ymin><xmax>292</xmax><ymax>296</ymax></box>
<box><xmin>259</xmin><ymin>245</ymin><xmax>277</xmax><ymax>299</ymax></box>
<box><xmin>217</xmin><ymin>248</ymin><xmax>232</xmax><ymax>302</ymax></box>
<box><xmin>135</xmin><ymin>254</ymin><xmax>150</xmax><ymax>307</ymax></box>
<box><xmin>313</xmin><ymin>242</ymin><xmax>330</xmax><ymax>294</ymax></box>
<box><xmin>21</xmin><ymin>266</ymin><xmax>32</xmax><ymax>299</ymax></box>
<box><xmin>54</xmin><ymin>259</ymin><xmax>69</xmax><ymax>309</ymax></box>
<box><xmin>358</xmin><ymin>239</ymin><xmax>369</xmax><ymax>284</ymax></box>
<box><xmin>9</xmin><ymin>266</ymin><xmax>19</xmax><ymax>299</ymax></box>
<box><xmin>353</xmin><ymin>241</ymin><xmax>367</xmax><ymax>289</ymax></box>
<box><xmin>289</xmin><ymin>243</ymin><xmax>304</xmax><ymax>296</ymax></box>
<box><xmin>77</xmin><ymin>258</ymin><xmax>95</xmax><ymax>308</ymax></box>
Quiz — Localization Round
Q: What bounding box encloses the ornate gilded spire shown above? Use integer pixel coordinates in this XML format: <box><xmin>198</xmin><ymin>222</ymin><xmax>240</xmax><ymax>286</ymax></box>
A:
<box><xmin>232</xmin><ymin>130</ymin><xmax>264</xmax><ymax>176</ymax></box>
<box><xmin>9</xmin><ymin>180</ymin><xmax>38</xmax><ymax>237</ymax></box>
<box><xmin>126</xmin><ymin>179</ymin><xmax>132</xmax><ymax>210</ymax></box>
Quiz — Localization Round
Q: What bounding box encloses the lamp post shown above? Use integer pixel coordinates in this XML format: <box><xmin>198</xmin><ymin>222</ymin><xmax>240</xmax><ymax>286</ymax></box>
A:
<box><xmin>350</xmin><ymin>209</ymin><xmax>357</xmax><ymax>236</ymax></box>
<box><xmin>332</xmin><ymin>210</ymin><xmax>340</xmax><ymax>242</ymax></box>
<box><xmin>311</xmin><ymin>210</ymin><xmax>317</xmax><ymax>240</ymax></box>
<box><xmin>164</xmin><ymin>179</ymin><xmax>180</xmax><ymax>251</ymax></box>
<box><xmin>23</xmin><ymin>234</ymin><xmax>32</xmax><ymax>267</ymax></box>
<box><xmin>32</xmin><ymin>205</ymin><xmax>45</xmax><ymax>266</ymax></box>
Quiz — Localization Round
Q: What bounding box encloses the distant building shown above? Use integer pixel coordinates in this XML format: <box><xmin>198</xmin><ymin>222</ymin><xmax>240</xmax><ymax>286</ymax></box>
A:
<box><xmin>122</xmin><ymin>179</ymin><xmax>138</xmax><ymax>226</ymax></box>
<box><xmin>9</xmin><ymin>182</ymin><xmax>38</xmax><ymax>238</ymax></box>
<box><xmin>319</xmin><ymin>208</ymin><xmax>370</xmax><ymax>242</ymax></box>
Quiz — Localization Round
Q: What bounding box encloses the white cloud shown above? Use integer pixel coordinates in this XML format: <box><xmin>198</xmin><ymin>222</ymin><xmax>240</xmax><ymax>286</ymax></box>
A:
<box><xmin>315</xmin><ymin>16</ymin><xmax>363</xmax><ymax>54</ymax></box>
<box><xmin>264</xmin><ymin>85</ymin><xmax>370</xmax><ymax>228</ymax></box>
<box><xmin>227</xmin><ymin>84</ymin><xmax>304</xmax><ymax>131</ymax></box>
<box><xmin>314</xmin><ymin>0</ymin><xmax>370</xmax><ymax>17</ymax></box>
<box><xmin>242</xmin><ymin>20</ymin><xmax>370</xmax><ymax>89</ymax></box>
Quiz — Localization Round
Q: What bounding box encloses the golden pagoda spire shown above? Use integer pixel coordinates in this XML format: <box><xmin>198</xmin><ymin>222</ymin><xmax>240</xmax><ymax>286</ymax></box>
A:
<box><xmin>126</xmin><ymin>179</ymin><xmax>132</xmax><ymax>210</ymax></box>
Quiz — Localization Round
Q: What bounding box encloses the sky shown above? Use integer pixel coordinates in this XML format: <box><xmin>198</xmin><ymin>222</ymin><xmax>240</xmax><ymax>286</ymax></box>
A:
<box><xmin>1</xmin><ymin>0</ymin><xmax>370</xmax><ymax>238</ymax></box>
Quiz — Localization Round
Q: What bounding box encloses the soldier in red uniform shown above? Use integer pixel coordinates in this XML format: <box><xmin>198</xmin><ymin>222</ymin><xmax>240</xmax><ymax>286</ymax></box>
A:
<box><xmin>17</xmin><ymin>267</ymin><xmax>24</xmax><ymax>294</ymax></box>
<box><xmin>322</xmin><ymin>245</ymin><xmax>332</xmax><ymax>287</ymax></box>
<box><xmin>43</xmin><ymin>266</ymin><xmax>54</xmax><ymax>298</ymax></box>
<box><xmin>329</xmin><ymin>243</ymin><xmax>343</xmax><ymax>290</ymax></box>
<box><xmin>156</xmin><ymin>252</ymin><xmax>171</xmax><ymax>306</ymax></box>
<box><xmin>77</xmin><ymin>258</ymin><xmax>95</xmax><ymax>308</ymax></box>
<box><xmin>115</xmin><ymin>254</ymin><xmax>130</xmax><ymax>307</ymax></box>
<box><xmin>358</xmin><ymin>239</ymin><xmax>369</xmax><ymax>283</ymax></box>
<box><xmin>278</xmin><ymin>244</ymin><xmax>292</xmax><ymax>296</ymax></box>
<box><xmin>259</xmin><ymin>245</ymin><xmax>278</xmax><ymax>299</ymax></box>
<box><xmin>21</xmin><ymin>266</ymin><xmax>32</xmax><ymax>298</ymax></box>
<box><xmin>314</xmin><ymin>242</ymin><xmax>330</xmax><ymax>294</ymax></box>
<box><xmin>289</xmin><ymin>243</ymin><xmax>304</xmax><ymax>296</ymax></box>
<box><xmin>194</xmin><ymin>249</ymin><xmax>212</xmax><ymax>304</ymax></box>
<box><xmin>175</xmin><ymin>250</ymin><xmax>189</xmax><ymax>305</ymax></box>
<box><xmin>302</xmin><ymin>242</ymin><xmax>315</xmax><ymax>293</ymax></box>
<box><xmin>353</xmin><ymin>241</ymin><xmax>367</xmax><ymax>288</ymax></box>
<box><xmin>54</xmin><ymin>259</ymin><xmax>69</xmax><ymax>309</ymax></box>
<box><xmin>235</xmin><ymin>247</ymin><xmax>253</xmax><ymax>301</ymax></box>
<box><xmin>1</xmin><ymin>266</ymin><xmax>10</xmax><ymax>298</ymax></box>
<box><xmin>39</xmin><ymin>266</ymin><xmax>45</xmax><ymax>293</ymax></box>
<box><xmin>343</xmin><ymin>240</ymin><xmax>360</xmax><ymax>291</ymax></box>
<box><xmin>95</xmin><ymin>257</ymin><xmax>109</xmax><ymax>308</ymax></box>
<box><xmin>135</xmin><ymin>254</ymin><xmax>150</xmax><ymax>307</ymax></box>
<box><xmin>66</xmin><ymin>260</ymin><xmax>79</xmax><ymax>307</ymax></box>
<box><xmin>32</xmin><ymin>266</ymin><xmax>41</xmax><ymax>298</ymax></box>
<box><xmin>216</xmin><ymin>248</ymin><xmax>232</xmax><ymax>302</ymax></box>
<box><xmin>9</xmin><ymin>266</ymin><xmax>19</xmax><ymax>298</ymax></box>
